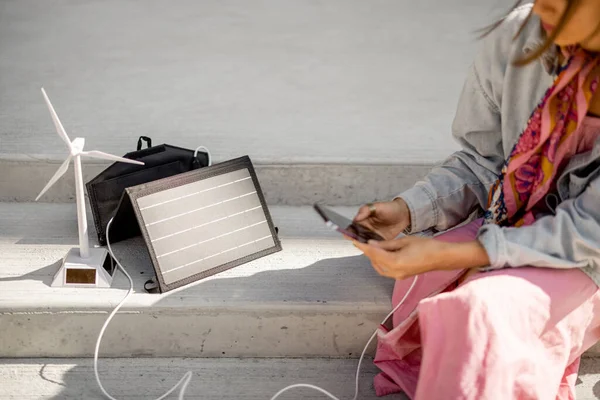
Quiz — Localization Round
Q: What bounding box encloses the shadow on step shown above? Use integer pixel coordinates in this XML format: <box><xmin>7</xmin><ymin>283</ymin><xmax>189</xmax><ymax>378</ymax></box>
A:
<box><xmin>0</xmin><ymin>259</ymin><xmax>59</xmax><ymax>286</ymax></box>
<box><xmin>153</xmin><ymin>255</ymin><xmax>394</xmax><ymax>307</ymax></box>
<box><xmin>99</xmin><ymin>236</ymin><xmax>396</xmax><ymax>308</ymax></box>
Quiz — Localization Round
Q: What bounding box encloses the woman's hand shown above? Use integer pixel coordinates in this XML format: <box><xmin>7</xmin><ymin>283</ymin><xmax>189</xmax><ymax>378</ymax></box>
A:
<box><xmin>353</xmin><ymin>236</ymin><xmax>490</xmax><ymax>280</ymax></box>
<box><xmin>353</xmin><ymin>198</ymin><xmax>411</xmax><ymax>240</ymax></box>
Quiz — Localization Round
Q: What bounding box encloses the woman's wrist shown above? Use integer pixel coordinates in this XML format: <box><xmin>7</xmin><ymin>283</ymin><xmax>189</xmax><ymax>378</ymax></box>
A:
<box><xmin>393</xmin><ymin>197</ymin><xmax>412</xmax><ymax>233</ymax></box>
<box><xmin>437</xmin><ymin>240</ymin><xmax>490</xmax><ymax>271</ymax></box>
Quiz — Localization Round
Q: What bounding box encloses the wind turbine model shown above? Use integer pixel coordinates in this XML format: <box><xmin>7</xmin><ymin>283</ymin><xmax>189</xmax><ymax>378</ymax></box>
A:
<box><xmin>36</xmin><ymin>88</ymin><xmax>144</xmax><ymax>288</ymax></box>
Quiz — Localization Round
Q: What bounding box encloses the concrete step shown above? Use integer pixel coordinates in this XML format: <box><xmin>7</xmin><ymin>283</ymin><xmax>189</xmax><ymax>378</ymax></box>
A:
<box><xmin>0</xmin><ymin>154</ymin><xmax>430</xmax><ymax>205</ymax></box>
<box><xmin>0</xmin><ymin>202</ymin><xmax>394</xmax><ymax>358</ymax></box>
<box><xmin>0</xmin><ymin>357</ymin><xmax>404</xmax><ymax>400</ymax></box>
<box><xmin>2</xmin><ymin>201</ymin><xmax>600</xmax><ymax>361</ymax></box>
<box><xmin>3</xmin><ymin>357</ymin><xmax>600</xmax><ymax>400</ymax></box>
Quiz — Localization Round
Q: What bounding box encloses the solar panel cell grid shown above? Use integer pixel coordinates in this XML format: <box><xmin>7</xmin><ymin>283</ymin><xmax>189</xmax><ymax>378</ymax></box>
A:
<box><xmin>123</xmin><ymin>156</ymin><xmax>281</xmax><ymax>292</ymax></box>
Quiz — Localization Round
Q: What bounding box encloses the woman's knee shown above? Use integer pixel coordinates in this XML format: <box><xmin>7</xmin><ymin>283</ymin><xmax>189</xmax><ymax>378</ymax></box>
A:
<box><xmin>425</xmin><ymin>272</ymin><xmax>549</xmax><ymax>335</ymax></box>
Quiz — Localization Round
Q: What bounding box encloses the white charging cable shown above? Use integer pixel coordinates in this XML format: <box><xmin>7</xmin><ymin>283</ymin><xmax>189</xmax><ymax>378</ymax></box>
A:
<box><xmin>269</xmin><ymin>275</ymin><xmax>419</xmax><ymax>400</ymax></box>
<box><xmin>96</xmin><ymin>217</ymin><xmax>419</xmax><ymax>400</ymax></box>
<box><xmin>95</xmin><ymin>218</ymin><xmax>193</xmax><ymax>400</ymax></box>
<box><xmin>194</xmin><ymin>146</ymin><xmax>212</xmax><ymax>166</ymax></box>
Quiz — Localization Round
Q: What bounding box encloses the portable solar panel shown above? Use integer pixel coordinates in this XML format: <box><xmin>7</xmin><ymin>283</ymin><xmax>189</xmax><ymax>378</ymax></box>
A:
<box><xmin>111</xmin><ymin>156</ymin><xmax>282</xmax><ymax>293</ymax></box>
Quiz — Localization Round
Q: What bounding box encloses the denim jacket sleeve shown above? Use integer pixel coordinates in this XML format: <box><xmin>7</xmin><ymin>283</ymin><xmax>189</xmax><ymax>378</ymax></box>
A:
<box><xmin>477</xmin><ymin>169</ymin><xmax>600</xmax><ymax>278</ymax></box>
<box><xmin>399</xmin><ymin>34</ymin><xmax>506</xmax><ymax>233</ymax></box>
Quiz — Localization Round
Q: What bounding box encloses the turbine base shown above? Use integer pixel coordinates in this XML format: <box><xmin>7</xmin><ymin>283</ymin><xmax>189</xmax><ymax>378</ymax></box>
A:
<box><xmin>50</xmin><ymin>247</ymin><xmax>115</xmax><ymax>288</ymax></box>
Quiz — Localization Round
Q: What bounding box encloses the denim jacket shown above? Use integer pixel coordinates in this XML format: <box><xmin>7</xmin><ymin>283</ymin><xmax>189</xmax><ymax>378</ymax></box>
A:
<box><xmin>399</xmin><ymin>4</ymin><xmax>600</xmax><ymax>286</ymax></box>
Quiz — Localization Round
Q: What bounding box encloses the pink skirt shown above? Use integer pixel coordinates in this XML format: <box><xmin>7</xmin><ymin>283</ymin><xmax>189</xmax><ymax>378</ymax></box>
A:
<box><xmin>374</xmin><ymin>220</ymin><xmax>600</xmax><ymax>400</ymax></box>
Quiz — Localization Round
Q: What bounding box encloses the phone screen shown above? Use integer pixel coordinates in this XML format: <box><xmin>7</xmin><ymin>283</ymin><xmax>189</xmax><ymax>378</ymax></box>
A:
<box><xmin>314</xmin><ymin>204</ymin><xmax>384</xmax><ymax>243</ymax></box>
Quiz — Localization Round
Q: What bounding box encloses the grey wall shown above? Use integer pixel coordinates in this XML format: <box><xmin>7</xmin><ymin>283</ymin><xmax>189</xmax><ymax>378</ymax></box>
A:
<box><xmin>0</xmin><ymin>0</ymin><xmax>502</xmax><ymax>165</ymax></box>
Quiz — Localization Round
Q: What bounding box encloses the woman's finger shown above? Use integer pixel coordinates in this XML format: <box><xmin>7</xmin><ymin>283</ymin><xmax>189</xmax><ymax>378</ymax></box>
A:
<box><xmin>342</xmin><ymin>233</ymin><xmax>355</xmax><ymax>241</ymax></box>
<box><xmin>358</xmin><ymin>221</ymin><xmax>381</xmax><ymax>237</ymax></box>
<box><xmin>353</xmin><ymin>205</ymin><xmax>373</xmax><ymax>222</ymax></box>
<box><xmin>360</xmin><ymin>246</ymin><xmax>409</xmax><ymax>280</ymax></box>
<box><xmin>353</xmin><ymin>240</ymin><xmax>369</xmax><ymax>252</ymax></box>
<box><xmin>354</xmin><ymin>241</ymin><xmax>387</xmax><ymax>260</ymax></box>
<box><xmin>366</xmin><ymin>247</ymin><xmax>400</xmax><ymax>273</ymax></box>
<box><xmin>353</xmin><ymin>241</ymin><xmax>384</xmax><ymax>272</ymax></box>
<box><xmin>371</xmin><ymin>262</ymin><xmax>390</xmax><ymax>277</ymax></box>
<box><xmin>374</xmin><ymin>263</ymin><xmax>402</xmax><ymax>279</ymax></box>
<box><xmin>354</xmin><ymin>241</ymin><xmax>385</xmax><ymax>265</ymax></box>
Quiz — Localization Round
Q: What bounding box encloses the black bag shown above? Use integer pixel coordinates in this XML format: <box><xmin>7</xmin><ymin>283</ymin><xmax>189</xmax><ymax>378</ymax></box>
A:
<box><xmin>86</xmin><ymin>136</ymin><xmax>210</xmax><ymax>246</ymax></box>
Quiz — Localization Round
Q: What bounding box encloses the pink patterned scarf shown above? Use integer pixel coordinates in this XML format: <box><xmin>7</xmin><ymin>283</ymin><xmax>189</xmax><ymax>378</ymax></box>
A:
<box><xmin>485</xmin><ymin>48</ymin><xmax>600</xmax><ymax>227</ymax></box>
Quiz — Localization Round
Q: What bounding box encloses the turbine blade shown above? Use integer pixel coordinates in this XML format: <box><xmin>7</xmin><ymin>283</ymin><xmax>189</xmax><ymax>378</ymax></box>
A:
<box><xmin>35</xmin><ymin>156</ymin><xmax>72</xmax><ymax>201</ymax></box>
<box><xmin>41</xmin><ymin>88</ymin><xmax>72</xmax><ymax>149</ymax></box>
<box><xmin>82</xmin><ymin>150</ymin><xmax>144</xmax><ymax>165</ymax></box>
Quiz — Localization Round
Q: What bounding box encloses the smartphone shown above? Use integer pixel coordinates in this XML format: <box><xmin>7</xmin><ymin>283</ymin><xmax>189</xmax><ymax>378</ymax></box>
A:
<box><xmin>313</xmin><ymin>203</ymin><xmax>384</xmax><ymax>243</ymax></box>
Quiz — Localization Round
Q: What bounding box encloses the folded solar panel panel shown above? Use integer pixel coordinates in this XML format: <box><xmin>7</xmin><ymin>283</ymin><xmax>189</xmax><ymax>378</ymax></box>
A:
<box><xmin>111</xmin><ymin>156</ymin><xmax>282</xmax><ymax>293</ymax></box>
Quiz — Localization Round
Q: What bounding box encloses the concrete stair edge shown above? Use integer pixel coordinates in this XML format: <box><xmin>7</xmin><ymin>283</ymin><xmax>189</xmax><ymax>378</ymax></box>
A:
<box><xmin>0</xmin><ymin>154</ymin><xmax>433</xmax><ymax>205</ymax></box>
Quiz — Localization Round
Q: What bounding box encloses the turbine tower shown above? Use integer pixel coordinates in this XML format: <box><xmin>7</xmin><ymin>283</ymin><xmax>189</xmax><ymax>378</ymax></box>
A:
<box><xmin>36</xmin><ymin>88</ymin><xmax>144</xmax><ymax>287</ymax></box>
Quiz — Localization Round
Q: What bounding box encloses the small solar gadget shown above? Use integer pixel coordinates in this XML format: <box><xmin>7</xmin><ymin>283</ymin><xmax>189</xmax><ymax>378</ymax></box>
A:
<box><xmin>113</xmin><ymin>156</ymin><xmax>281</xmax><ymax>293</ymax></box>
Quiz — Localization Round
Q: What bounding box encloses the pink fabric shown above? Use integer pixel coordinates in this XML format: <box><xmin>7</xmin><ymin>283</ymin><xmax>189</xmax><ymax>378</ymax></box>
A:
<box><xmin>373</xmin><ymin>220</ymin><xmax>600</xmax><ymax>399</ymax></box>
<box><xmin>579</xmin><ymin>116</ymin><xmax>600</xmax><ymax>152</ymax></box>
<box><xmin>584</xmin><ymin>115</ymin><xmax>600</xmax><ymax>127</ymax></box>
